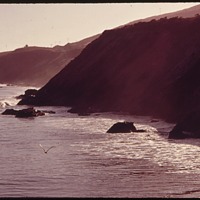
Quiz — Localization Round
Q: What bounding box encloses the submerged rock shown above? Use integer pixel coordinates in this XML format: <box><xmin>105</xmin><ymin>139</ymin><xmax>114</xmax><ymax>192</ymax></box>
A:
<box><xmin>67</xmin><ymin>106</ymin><xmax>93</xmax><ymax>116</ymax></box>
<box><xmin>107</xmin><ymin>121</ymin><xmax>146</xmax><ymax>133</ymax></box>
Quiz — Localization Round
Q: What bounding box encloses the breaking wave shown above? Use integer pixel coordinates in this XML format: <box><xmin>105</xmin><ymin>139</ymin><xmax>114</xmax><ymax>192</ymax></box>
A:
<box><xmin>0</xmin><ymin>84</ymin><xmax>31</xmax><ymax>108</ymax></box>
<box><xmin>0</xmin><ymin>83</ymin><xmax>8</xmax><ymax>88</ymax></box>
<box><xmin>0</xmin><ymin>98</ymin><xmax>19</xmax><ymax>108</ymax></box>
<box><xmin>0</xmin><ymin>101</ymin><xmax>10</xmax><ymax>108</ymax></box>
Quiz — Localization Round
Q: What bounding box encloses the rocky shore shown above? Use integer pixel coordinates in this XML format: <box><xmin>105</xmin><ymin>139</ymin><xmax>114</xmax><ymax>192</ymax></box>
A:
<box><xmin>2</xmin><ymin>107</ymin><xmax>55</xmax><ymax>118</ymax></box>
<box><xmin>17</xmin><ymin>16</ymin><xmax>200</xmax><ymax>139</ymax></box>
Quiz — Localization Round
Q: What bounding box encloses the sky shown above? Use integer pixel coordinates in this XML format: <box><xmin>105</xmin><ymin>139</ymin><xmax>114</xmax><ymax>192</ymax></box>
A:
<box><xmin>0</xmin><ymin>2</ymin><xmax>200</xmax><ymax>53</ymax></box>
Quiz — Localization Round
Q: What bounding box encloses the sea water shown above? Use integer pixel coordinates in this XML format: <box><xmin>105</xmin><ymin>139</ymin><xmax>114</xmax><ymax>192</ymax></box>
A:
<box><xmin>0</xmin><ymin>84</ymin><xmax>200</xmax><ymax>197</ymax></box>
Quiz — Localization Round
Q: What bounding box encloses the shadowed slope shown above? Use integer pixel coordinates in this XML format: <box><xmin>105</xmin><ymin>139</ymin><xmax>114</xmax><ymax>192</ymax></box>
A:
<box><xmin>20</xmin><ymin>16</ymin><xmax>200</xmax><ymax>122</ymax></box>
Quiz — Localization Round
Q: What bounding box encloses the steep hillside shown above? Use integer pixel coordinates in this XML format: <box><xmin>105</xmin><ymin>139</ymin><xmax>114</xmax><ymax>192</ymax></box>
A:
<box><xmin>124</xmin><ymin>4</ymin><xmax>200</xmax><ymax>27</ymax></box>
<box><xmin>0</xmin><ymin>34</ymin><xmax>98</xmax><ymax>87</ymax></box>
<box><xmin>1</xmin><ymin>4</ymin><xmax>200</xmax><ymax>87</ymax></box>
<box><xmin>19</xmin><ymin>16</ymin><xmax>200</xmax><ymax>122</ymax></box>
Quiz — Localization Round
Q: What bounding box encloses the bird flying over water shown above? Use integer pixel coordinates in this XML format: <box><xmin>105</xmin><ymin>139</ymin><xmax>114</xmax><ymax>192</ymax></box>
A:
<box><xmin>39</xmin><ymin>144</ymin><xmax>56</xmax><ymax>154</ymax></box>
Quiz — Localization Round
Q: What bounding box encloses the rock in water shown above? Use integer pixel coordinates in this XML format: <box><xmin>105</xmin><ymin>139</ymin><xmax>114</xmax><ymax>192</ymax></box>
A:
<box><xmin>2</xmin><ymin>109</ymin><xmax>18</xmax><ymax>115</ymax></box>
<box><xmin>107</xmin><ymin>121</ymin><xmax>137</xmax><ymax>133</ymax></box>
<box><xmin>2</xmin><ymin>107</ymin><xmax>45</xmax><ymax>118</ymax></box>
<box><xmin>15</xmin><ymin>107</ymin><xmax>45</xmax><ymax>118</ymax></box>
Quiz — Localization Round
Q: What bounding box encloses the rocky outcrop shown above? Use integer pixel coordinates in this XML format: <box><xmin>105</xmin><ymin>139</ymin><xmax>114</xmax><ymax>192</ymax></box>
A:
<box><xmin>17</xmin><ymin>89</ymin><xmax>38</xmax><ymax>105</ymax></box>
<box><xmin>2</xmin><ymin>107</ymin><xmax>45</xmax><ymax>118</ymax></box>
<box><xmin>16</xmin><ymin>89</ymin><xmax>38</xmax><ymax>99</ymax></box>
<box><xmin>15</xmin><ymin>107</ymin><xmax>45</xmax><ymax>118</ymax></box>
<box><xmin>107</xmin><ymin>121</ymin><xmax>145</xmax><ymax>133</ymax></box>
<box><xmin>168</xmin><ymin>111</ymin><xmax>200</xmax><ymax>139</ymax></box>
<box><xmin>2</xmin><ymin>108</ymin><xmax>18</xmax><ymax>115</ymax></box>
<box><xmin>24</xmin><ymin>89</ymin><xmax>38</xmax><ymax>96</ymax></box>
<box><xmin>18</xmin><ymin>16</ymin><xmax>200</xmax><ymax>124</ymax></box>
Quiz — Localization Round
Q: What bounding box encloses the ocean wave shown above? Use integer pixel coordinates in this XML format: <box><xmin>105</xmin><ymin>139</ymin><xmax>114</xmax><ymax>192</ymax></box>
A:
<box><xmin>0</xmin><ymin>84</ymin><xmax>8</xmax><ymax>88</ymax></box>
<box><xmin>0</xmin><ymin>98</ymin><xmax>19</xmax><ymax>108</ymax></box>
<box><xmin>0</xmin><ymin>101</ymin><xmax>10</xmax><ymax>108</ymax></box>
<box><xmin>0</xmin><ymin>84</ymin><xmax>34</xmax><ymax>108</ymax></box>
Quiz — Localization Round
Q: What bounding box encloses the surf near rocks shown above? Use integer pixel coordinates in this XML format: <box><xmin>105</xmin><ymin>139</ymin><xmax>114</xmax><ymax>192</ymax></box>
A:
<box><xmin>1</xmin><ymin>107</ymin><xmax>55</xmax><ymax>118</ymax></box>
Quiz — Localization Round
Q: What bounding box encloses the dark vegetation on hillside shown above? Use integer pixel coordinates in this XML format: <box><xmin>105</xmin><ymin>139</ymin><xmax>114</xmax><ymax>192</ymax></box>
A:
<box><xmin>19</xmin><ymin>16</ymin><xmax>200</xmax><ymax>123</ymax></box>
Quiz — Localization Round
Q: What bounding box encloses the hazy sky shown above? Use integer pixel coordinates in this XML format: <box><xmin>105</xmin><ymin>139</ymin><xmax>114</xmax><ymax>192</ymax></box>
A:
<box><xmin>0</xmin><ymin>3</ymin><xmax>199</xmax><ymax>52</ymax></box>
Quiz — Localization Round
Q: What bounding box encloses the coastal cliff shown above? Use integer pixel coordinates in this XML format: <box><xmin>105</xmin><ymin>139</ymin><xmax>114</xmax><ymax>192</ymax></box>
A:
<box><xmin>19</xmin><ymin>16</ymin><xmax>200</xmax><ymax>123</ymax></box>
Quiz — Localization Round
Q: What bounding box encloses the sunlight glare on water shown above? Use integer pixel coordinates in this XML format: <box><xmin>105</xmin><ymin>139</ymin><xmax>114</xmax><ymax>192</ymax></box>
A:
<box><xmin>0</xmin><ymin>85</ymin><xmax>200</xmax><ymax>197</ymax></box>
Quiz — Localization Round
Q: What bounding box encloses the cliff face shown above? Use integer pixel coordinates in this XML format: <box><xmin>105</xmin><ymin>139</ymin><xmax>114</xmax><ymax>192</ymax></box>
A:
<box><xmin>21</xmin><ymin>16</ymin><xmax>200</xmax><ymax>122</ymax></box>
<box><xmin>0</xmin><ymin>35</ymin><xmax>98</xmax><ymax>87</ymax></box>
<box><xmin>2</xmin><ymin>5</ymin><xmax>200</xmax><ymax>88</ymax></box>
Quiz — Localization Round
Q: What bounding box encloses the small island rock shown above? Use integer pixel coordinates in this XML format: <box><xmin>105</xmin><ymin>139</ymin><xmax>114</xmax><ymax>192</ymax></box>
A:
<box><xmin>107</xmin><ymin>121</ymin><xmax>145</xmax><ymax>133</ymax></box>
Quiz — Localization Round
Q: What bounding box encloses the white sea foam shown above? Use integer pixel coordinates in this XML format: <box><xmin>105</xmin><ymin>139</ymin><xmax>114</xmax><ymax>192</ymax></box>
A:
<box><xmin>0</xmin><ymin>98</ymin><xmax>19</xmax><ymax>107</ymax></box>
<box><xmin>0</xmin><ymin>84</ymin><xmax>31</xmax><ymax>108</ymax></box>
<box><xmin>0</xmin><ymin>85</ymin><xmax>199</xmax><ymax>198</ymax></box>
<box><xmin>0</xmin><ymin>83</ymin><xmax>8</xmax><ymax>87</ymax></box>
<box><xmin>0</xmin><ymin>100</ymin><xmax>10</xmax><ymax>108</ymax></box>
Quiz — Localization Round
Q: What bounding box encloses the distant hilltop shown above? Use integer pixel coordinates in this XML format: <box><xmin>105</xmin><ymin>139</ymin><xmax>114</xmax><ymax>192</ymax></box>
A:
<box><xmin>1</xmin><ymin>4</ymin><xmax>200</xmax><ymax>87</ymax></box>
<box><xmin>0</xmin><ymin>34</ymin><xmax>98</xmax><ymax>87</ymax></box>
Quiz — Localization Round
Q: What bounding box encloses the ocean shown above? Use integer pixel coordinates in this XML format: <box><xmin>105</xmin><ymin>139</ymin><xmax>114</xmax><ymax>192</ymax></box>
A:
<box><xmin>0</xmin><ymin>84</ymin><xmax>200</xmax><ymax>197</ymax></box>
